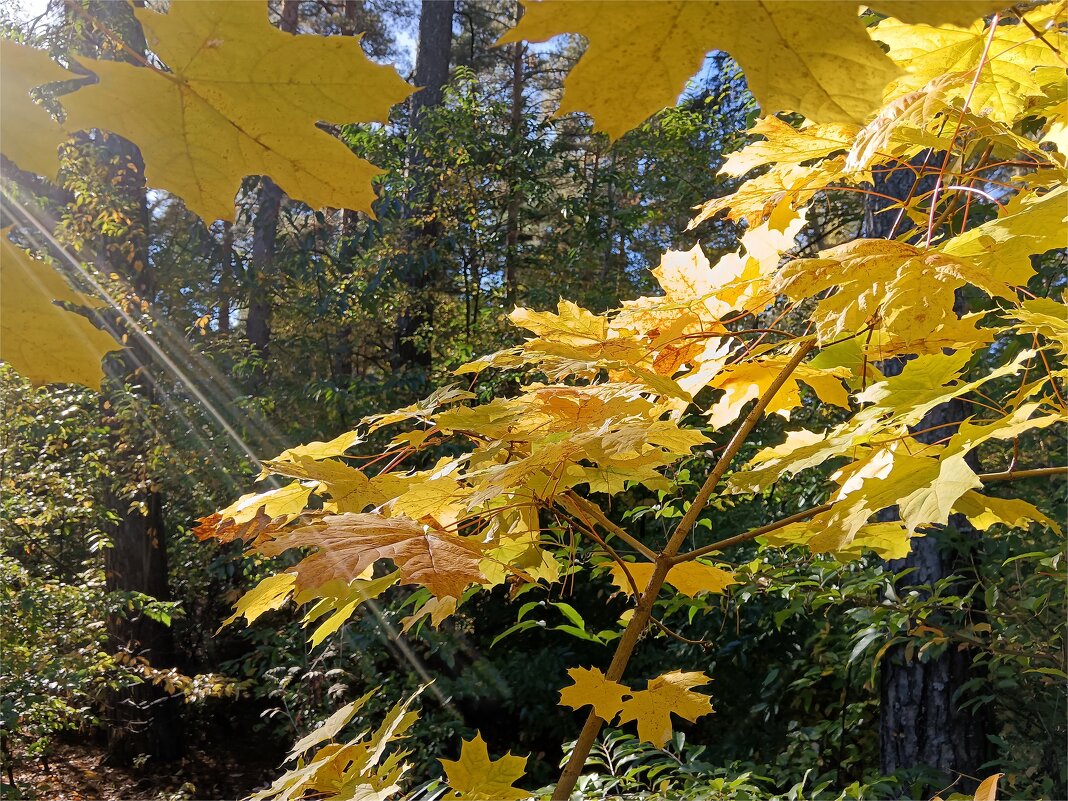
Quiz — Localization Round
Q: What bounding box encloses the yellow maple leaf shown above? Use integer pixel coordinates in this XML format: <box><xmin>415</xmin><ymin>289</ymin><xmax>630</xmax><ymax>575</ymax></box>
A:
<box><xmin>222</xmin><ymin>572</ymin><xmax>296</xmax><ymax>627</ymax></box>
<box><xmin>775</xmin><ymin>239</ymin><xmax>1010</xmax><ymax>348</ymax></box>
<box><xmin>274</xmin><ymin>430</ymin><xmax>362</xmax><ymax>463</ymax></box>
<box><xmin>557</xmin><ymin>667</ymin><xmax>713</xmax><ymax>747</ymax></box>
<box><xmin>844</xmin><ymin>73</ymin><xmax>965</xmax><ymax>174</ymax></box>
<box><xmin>938</xmin><ymin>186</ymin><xmax>1068</xmax><ymax>291</ymax></box>
<box><xmin>617</xmin><ymin>670</ymin><xmax>714</xmax><ymax>748</ymax></box>
<box><xmin>1</xmin><ymin>229</ymin><xmax>122</xmax><ymax>389</ymax></box>
<box><xmin>216</xmin><ymin>480</ymin><xmax>313</xmax><ymax>527</ymax></box>
<box><xmin>497</xmin><ymin>1</ymin><xmax>909</xmax><ymax>136</ymax></box>
<box><xmin>766</xmin><ymin>517</ymin><xmax>916</xmax><ymax>560</ymax></box>
<box><xmin>873</xmin><ymin>12</ymin><xmax>1065</xmax><ymax>125</ymax></box>
<box><xmin>706</xmin><ymin>357</ymin><xmax>850</xmax><ymax>430</ymax></box>
<box><xmin>362</xmin><ymin>384</ymin><xmax>475</xmax><ymax>432</ymax></box>
<box><xmin>0</xmin><ymin>39</ymin><xmax>77</xmax><ymax>178</ymax></box>
<box><xmin>953</xmin><ymin>491</ymin><xmax>1063</xmax><ymax>534</ymax></box>
<box><xmin>262</xmin><ymin>456</ymin><xmax>383</xmax><ymax>514</ymax></box>
<box><xmin>401</xmin><ymin>595</ymin><xmax>458</xmax><ymax>632</ymax></box>
<box><xmin>258</xmin><ymin>513</ymin><xmax>485</xmax><ymax>599</ymax></box>
<box><xmin>60</xmin><ymin>2</ymin><xmax>413</xmax><ymax>222</ymax></box>
<box><xmin>390</xmin><ymin>477</ymin><xmax>473</xmax><ymax>528</ymax></box>
<box><xmin>651</xmin><ymin>206</ymin><xmax>806</xmax><ymax>324</ymax></box>
<box><xmin>1009</xmin><ymin>297</ymin><xmax>1068</xmax><ymax>356</ymax></box>
<box><xmin>721</xmin><ymin>116</ymin><xmax>857</xmax><ymax>178</ymax></box>
<box><xmin>440</xmin><ymin>733</ymin><xmax>529</xmax><ymax>801</ymax></box>
<box><xmin>609</xmin><ymin>560</ymin><xmax>737</xmax><ymax>598</ymax></box>
<box><xmin>558</xmin><ymin>666</ymin><xmax>629</xmax><ymax>722</ymax></box>
<box><xmin>285</xmin><ymin>688</ymin><xmax>375</xmax><ymax>761</ymax></box>
<box><xmin>302</xmin><ymin>570</ymin><xmax>400</xmax><ymax>647</ymax></box>
<box><xmin>690</xmin><ymin>157</ymin><xmax>846</xmax><ymax>228</ymax></box>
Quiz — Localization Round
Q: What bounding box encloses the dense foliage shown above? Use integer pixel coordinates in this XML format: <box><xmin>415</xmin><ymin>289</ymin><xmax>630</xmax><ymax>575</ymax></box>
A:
<box><xmin>1</xmin><ymin>2</ymin><xmax>1064</xmax><ymax>800</ymax></box>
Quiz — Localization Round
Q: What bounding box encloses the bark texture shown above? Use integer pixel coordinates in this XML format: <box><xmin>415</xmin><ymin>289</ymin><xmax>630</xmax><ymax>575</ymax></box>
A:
<box><xmin>85</xmin><ymin>0</ymin><xmax>181</xmax><ymax>765</ymax></box>
<box><xmin>504</xmin><ymin>0</ymin><xmax>525</xmax><ymax>307</ymax></box>
<box><xmin>865</xmin><ymin>161</ymin><xmax>988</xmax><ymax>794</ymax></box>
<box><xmin>393</xmin><ymin>0</ymin><xmax>454</xmax><ymax>372</ymax></box>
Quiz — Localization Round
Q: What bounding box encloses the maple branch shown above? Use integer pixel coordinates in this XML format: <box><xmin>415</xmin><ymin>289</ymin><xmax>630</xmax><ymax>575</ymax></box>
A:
<box><xmin>670</xmin><ymin>502</ymin><xmax>836</xmax><ymax>565</ymax></box>
<box><xmin>558</xmin><ymin>492</ymin><xmax>658</xmax><ymax>562</ymax></box>
<box><xmin>552</xmin><ymin>340</ymin><xmax>815</xmax><ymax>800</ymax></box>
<box><xmin>672</xmin><ymin>466</ymin><xmax>1067</xmax><ymax>564</ymax></box>
<box><xmin>979</xmin><ymin>466</ymin><xmax>1067</xmax><ymax>483</ymax></box>
<box><xmin>662</xmin><ymin>339</ymin><xmax>816</xmax><ymax>558</ymax></box>
<box><xmin>649</xmin><ymin>615</ymin><xmax>712</xmax><ymax>648</ymax></box>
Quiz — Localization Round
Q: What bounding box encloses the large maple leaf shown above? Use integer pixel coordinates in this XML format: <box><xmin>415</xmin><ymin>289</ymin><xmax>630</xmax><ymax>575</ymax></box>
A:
<box><xmin>497</xmin><ymin>1</ymin><xmax>1009</xmax><ymax>138</ymax></box>
<box><xmin>258</xmin><ymin>513</ymin><xmax>485</xmax><ymax>599</ymax></box>
<box><xmin>0</xmin><ymin>39</ymin><xmax>76</xmax><ymax>179</ymax></box>
<box><xmin>59</xmin><ymin>1</ymin><xmax>413</xmax><ymax>222</ymax></box>
<box><xmin>1</xmin><ymin>229</ymin><xmax>122</xmax><ymax>389</ymax></box>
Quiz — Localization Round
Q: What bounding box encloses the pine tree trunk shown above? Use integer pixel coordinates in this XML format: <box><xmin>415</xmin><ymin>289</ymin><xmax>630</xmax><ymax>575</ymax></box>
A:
<box><xmin>333</xmin><ymin>2</ymin><xmax>365</xmax><ymax>381</ymax></box>
<box><xmin>865</xmin><ymin>162</ymin><xmax>989</xmax><ymax>794</ymax></box>
<box><xmin>218</xmin><ymin>221</ymin><xmax>233</xmax><ymax>335</ymax></box>
<box><xmin>393</xmin><ymin>0</ymin><xmax>454</xmax><ymax>373</ymax></box>
<box><xmin>247</xmin><ymin>175</ymin><xmax>281</xmax><ymax>373</ymax></box>
<box><xmin>80</xmin><ymin>0</ymin><xmax>182</xmax><ymax>766</ymax></box>
<box><xmin>245</xmin><ymin>1</ymin><xmax>298</xmax><ymax>382</ymax></box>
<box><xmin>504</xmin><ymin>0</ymin><xmax>525</xmax><ymax>308</ymax></box>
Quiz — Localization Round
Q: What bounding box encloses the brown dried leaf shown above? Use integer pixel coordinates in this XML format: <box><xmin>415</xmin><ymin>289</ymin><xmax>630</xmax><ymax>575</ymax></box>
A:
<box><xmin>258</xmin><ymin>513</ymin><xmax>485</xmax><ymax>599</ymax></box>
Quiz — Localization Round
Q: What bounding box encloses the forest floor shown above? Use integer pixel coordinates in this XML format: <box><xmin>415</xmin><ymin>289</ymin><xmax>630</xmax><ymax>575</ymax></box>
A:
<box><xmin>3</xmin><ymin>737</ymin><xmax>281</xmax><ymax>800</ymax></box>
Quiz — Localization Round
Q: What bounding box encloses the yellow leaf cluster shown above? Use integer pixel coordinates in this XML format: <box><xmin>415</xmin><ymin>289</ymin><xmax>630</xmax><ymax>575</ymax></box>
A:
<box><xmin>559</xmin><ymin>667</ymin><xmax>714</xmax><ymax>748</ymax></box>
<box><xmin>252</xmin><ymin>687</ymin><xmax>425</xmax><ymax>801</ymax></box>
<box><xmin>204</xmin><ymin>5</ymin><xmax>1067</xmax><ymax>687</ymax></box>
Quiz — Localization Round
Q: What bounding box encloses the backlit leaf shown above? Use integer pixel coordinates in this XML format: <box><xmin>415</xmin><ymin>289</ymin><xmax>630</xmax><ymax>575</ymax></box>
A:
<box><xmin>440</xmin><ymin>733</ymin><xmax>529</xmax><ymax>801</ymax></box>
<box><xmin>872</xmin><ymin>13</ymin><xmax>1065</xmax><ymax>125</ymax></box>
<box><xmin>0</xmin><ymin>229</ymin><xmax>122</xmax><ymax>389</ymax></box>
<box><xmin>258</xmin><ymin>513</ymin><xmax>485</xmax><ymax>599</ymax></box>
<box><xmin>617</xmin><ymin>670</ymin><xmax>715</xmax><ymax>748</ymax></box>
<box><xmin>0</xmin><ymin>39</ymin><xmax>77</xmax><ymax>178</ymax></box>
<box><xmin>497</xmin><ymin>1</ymin><xmax>906</xmax><ymax>136</ymax></box>
<box><xmin>223</xmin><ymin>572</ymin><xmax>296</xmax><ymax>627</ymax></box>
<box><xmin>60</xmin><ymin>1</ymin><xmax>413</xmax><ymax>221</ymax></box>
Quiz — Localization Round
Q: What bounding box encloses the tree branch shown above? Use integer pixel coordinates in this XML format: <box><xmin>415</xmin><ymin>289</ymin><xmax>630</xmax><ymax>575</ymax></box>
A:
<box><xmin>558</xmin><ymin>492</ymin><xmax>658</xmax><ymax>561</ymax></box>
<box><xmin>671</xmin><ymin>465</ymin><xmax>1067</xmax><ymax>564</ymax></box>
<box><xmin>552</xmin><ymin>339</ymin><xmax>815</xmax><ymax>800</ymax></box>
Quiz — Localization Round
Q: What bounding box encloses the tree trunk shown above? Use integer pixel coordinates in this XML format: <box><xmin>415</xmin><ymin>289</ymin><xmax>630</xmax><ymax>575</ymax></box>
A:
<box><xmin>102</xmin><ymin>482</ymin><xmax>180</xmax><ymax>765</ymax></box>
<box><xmin>393</xmin><ymin>0</ymin><xmax>454</xmax><ymax>373</ymax></box>
<box><xmin>865</xmin><ymin>161</ymin><xmax>989</xmax><ymax>794</ymax></box>
<box><xmin>79</xmin><ymin>1</ymin><xmax>182</xmax><ymax>766</ymax></box>
<box><xmin>332</xmin><ymin>2</ymin><xmax>365</xmax><ymax>381</ymax></box>
<box><xmin>247</xmin><ymin>175</ymin><xmax>281</xmax><ymax>371</ymax></box>
<box><xmin>217</xmin><ymin>221</ymin><xmax>233</xmax><ymax>335</ymax></box>
<box><xmin>504</xmin><ymin>0</ymin><xmax>525</xmax><ymax>308</ymax></box>
<box><xmin>245</xmin><ymin>1</ymin><xmax>298</xmax><ymax>381</ymax></box>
